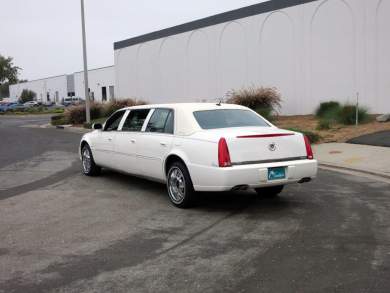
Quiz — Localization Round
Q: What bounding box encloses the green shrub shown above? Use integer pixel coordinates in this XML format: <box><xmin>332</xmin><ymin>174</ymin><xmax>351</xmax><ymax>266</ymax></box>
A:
<box><xmin>316</xmin><ymin>119</ymin><xmax>332</xmax><ymax>130</ymax></box>
<box><xmin>19</xmin><ymin>89</ymin><xmax>36</xmax><ymax>103</ymax></box>
<box><xmin>63</xmin><ymin>99</ymin><xmax>147</xmax><ymax>125</ymax></box>
<box><xmin>51</xmin><ymin>114</ymin><xmax>69</xmax><ymax>126</ymax></box>
<box><xmin>255</xmin><ymin>106</ymin><xmax>274</xmax><ymax>121</ymax></box>
<box><xmin>226</xmin><ymin>86</ymin><xmax>282</xmax><ymax>118</ymax></box>
<box><xmin>315</xmin><ymin>101</ymin><xmax>341</xmax><ymax>119</ymax></box>
<box><xmin>51</xmin><ymin>108</ymin><xmax>65</xmax><ymax>114</ymax></box>
<box><xmin>337</xmin><ymin>104</ymin><xmax>369</xmax><ymax>125</ymax></box>
<box><xmin>287</xmin><ymin>128</ymin><xmax>321</xmax><ymax>144</ymax></box>
<box><xmin>65</xmin><ymin>103</ymin><xmax>103</xmax><ymax>124</ymax></box>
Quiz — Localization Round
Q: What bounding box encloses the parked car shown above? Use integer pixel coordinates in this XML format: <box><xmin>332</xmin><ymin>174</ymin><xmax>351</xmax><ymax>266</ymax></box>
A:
<box><xmin>7</xmin><ymin>103</ymin><xmax>26</xmax><ymax>111</ymax></box>
<box><xmin>79</xmin><ymin>103</ymin><xmax>317</xmax><ymax>208</ymax></box>
<box><xmin>63</xmin><ymin>97</ymin><xmax>84</xmax><ymax>106</ymax></box>
<box><xmin>0</xmin><ymin>102</ymin><xmax>24</xmax><ymax>112</ymax></box>
<box><xmin>0</xmin><ymin>102</ymin><xmax>15</xmax><ymax>112</ymax></box>
<box><xmin>23</xmin><ymin>101</ymin><xmax>40</xmax><ymax>107</ymax></box>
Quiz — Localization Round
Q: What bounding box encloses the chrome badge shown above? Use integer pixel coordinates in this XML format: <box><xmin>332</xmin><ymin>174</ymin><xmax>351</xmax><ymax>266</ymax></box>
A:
<box><xmin>268</xmin><ymin>143</ymin><xmax>276</xmax><ymax>151</ymax></box>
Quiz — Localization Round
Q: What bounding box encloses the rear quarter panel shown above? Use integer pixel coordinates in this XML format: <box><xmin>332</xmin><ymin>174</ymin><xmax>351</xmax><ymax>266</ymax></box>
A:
<box><xmin>168</xmin><ymin>136</ymin><xmax>217</xmax><ymax>187</ymax></box>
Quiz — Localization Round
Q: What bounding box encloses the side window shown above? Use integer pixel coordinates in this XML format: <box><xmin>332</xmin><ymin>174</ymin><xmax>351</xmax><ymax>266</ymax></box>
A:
<box><xmin>146</xmin><ymin>109</ymin><xmax>174</xmax><ymax>134</ymax></box>
<box><xmin>164</xmin><ymin>111</ymin><xmax>174</xmax><ymax>134</ymax></box>
<box><xmin>122</xmin><ymin>109</ymin><xmax>150</xmax><ymax>132</ymax></box>
<box><xmin>104</xmin><ymin>110</ymin><xmax>126</xmax><ymax>131</ymax></box>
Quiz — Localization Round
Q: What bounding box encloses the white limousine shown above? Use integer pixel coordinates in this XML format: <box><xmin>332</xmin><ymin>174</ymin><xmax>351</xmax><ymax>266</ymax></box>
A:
<box><xmin>80</xmin><ymin>103</ymin><xmax>317</xmax><ymax>208</ymax></box>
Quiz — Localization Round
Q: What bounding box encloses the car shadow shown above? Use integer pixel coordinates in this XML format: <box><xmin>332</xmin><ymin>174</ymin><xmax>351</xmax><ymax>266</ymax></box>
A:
<box><xmin>99</xmin><ymin>169</ymin><xmax>300</xmax><ymax>213</ymax></box>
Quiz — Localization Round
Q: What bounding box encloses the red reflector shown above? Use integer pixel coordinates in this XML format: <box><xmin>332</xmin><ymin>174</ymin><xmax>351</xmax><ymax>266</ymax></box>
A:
<box><xmin>218</xmin><ymin>138</ymin><xmax>232</xmax><ymax>167</ymax></box>
<box><xmin>237</xmin><ymin>133</ymin><xmax>294</xmax><ymax>138</ymax></box>
<box><xmin>304</xmin><ymin>135</ymin><xmax>314</xmax><ymax>160</ymax></box>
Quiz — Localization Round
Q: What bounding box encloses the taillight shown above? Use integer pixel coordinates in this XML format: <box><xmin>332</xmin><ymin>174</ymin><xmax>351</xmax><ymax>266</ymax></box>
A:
<box><xmin>304</xmin><ymin>135</ymin><xmax>314</xmax><ymax>160</ymax></box>
<box><xmin>218</xmin><ymin>138</ymin><xmax>232</xmax><ymax>167</ymax></box>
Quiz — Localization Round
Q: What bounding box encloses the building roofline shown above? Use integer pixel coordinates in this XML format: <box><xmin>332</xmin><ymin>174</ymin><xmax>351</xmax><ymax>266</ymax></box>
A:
<box><xmin>73</xmin><ymin>65</ymin><xmax>114</xmax><ymax>74</ymax></box>
<box><xmin>11</xmin><ymin>74</ymin><xmax>68</xmax><ymax>86</ymax></box>
<box><xmin>10</xmin><ymin>65</ymin><xmax>114</xmax><ymax>87</ymax></box>
<box><xmin>113</xmin><ymin>0</ymin><xmax>317</xmax><ymax>50</ymax></box>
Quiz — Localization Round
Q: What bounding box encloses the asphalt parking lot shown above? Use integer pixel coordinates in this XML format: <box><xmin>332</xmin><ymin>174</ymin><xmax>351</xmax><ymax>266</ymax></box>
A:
<box><xmin>1</xmin><ymin>115</ymin><xmax>390</xmax><ymax>293</ymax></box>
<box><xmin>348</xmin><ymin>130</ymin><xmax>390</xmax><ymax>148</ymax></box>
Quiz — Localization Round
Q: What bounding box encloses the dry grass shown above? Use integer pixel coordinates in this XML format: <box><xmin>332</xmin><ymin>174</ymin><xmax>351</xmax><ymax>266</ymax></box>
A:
<box><xmin>274</xmin><ymin>115</ymin><xmax>390</xmax><ymax>143</ymax></box>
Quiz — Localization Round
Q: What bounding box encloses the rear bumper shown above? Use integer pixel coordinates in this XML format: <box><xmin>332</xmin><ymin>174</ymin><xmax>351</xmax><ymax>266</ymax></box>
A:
<box><xmin>189</xmin><ymin>159</ymin><xmax>318</xmax><ymax>192</ymax></box>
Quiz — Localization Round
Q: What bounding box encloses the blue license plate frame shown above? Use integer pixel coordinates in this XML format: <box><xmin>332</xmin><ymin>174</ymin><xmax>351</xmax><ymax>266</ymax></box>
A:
<box><xmin>268</xmin><ymin>167</ymin><xmax>286</xmax><ymax>181</ymax></box>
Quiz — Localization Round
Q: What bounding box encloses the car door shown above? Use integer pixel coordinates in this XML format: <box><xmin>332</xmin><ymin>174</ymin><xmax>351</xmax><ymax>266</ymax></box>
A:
<box><xmin>114</xmin><ymin>108</ymin><xmax>151</xmax><ymax>175</ymax></box>
<box><xmin>92</xmin><ymin>110</ymin><xmax>126</xmax><ymax>168</ymax></box>
<box><xmin>136</xmin><ymin>108</ymin><xmax>175</xmax><ymax>180</ymax></box>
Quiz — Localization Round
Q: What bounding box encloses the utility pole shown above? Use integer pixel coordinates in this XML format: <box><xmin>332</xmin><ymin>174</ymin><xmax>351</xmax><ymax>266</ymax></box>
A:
<box><xmin>80</xmin><ymin>0</ymin><xmax>90</xmax><ymax>123</ymax></box>
<box><xmin>356</xmin><ymin>92</ymin><xmax>359</xmax><ymax>126</ymax></box>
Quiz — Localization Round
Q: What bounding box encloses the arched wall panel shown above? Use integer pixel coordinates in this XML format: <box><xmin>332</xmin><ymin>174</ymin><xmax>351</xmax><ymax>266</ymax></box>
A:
<box><xmin>310</xmin><ymin>0</ymin><xmax>355</xmax><ymax>111</ymax></box>
<box><xmin>260</xmin><ymin>11</ymin><xmax>296</xmax><ymax>114</ymax></box>
<box><xmin>187</xmin><ymin>30</ymin><xmax>211</xmax><ymax>101</ymax></box>
<box><xmin>115</xmin><ymin>47</ymin><xmax>137</xmax><ymax>99</ymax></box>
<box><xmin>158</xmin><ymin>37</ymin><xmax>187</xmax><ymax>102</ymax></box>
<box><xmin>136</xmin><ymin>43</ymin><xmax>155</xmax><ymax>99</ymax></box>
<box><xmin>376</xmin><ymin>0</ymin><xmax>390</xmax><ymax>112</ymax></box>
<box><xmin>218</xmin><ymin>22</ymin><xmax>248</xmax><ymax>97</ymax></box>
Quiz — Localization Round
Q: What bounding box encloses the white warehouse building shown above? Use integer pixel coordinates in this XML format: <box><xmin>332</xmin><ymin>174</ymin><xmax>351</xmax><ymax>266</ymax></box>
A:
<box><xmin>9</xmin><ymin>66</ymin><xmax>115</xmax><ymax>104</ymax></box>
<box><xmin>74</xmin><ymin>65</ymin><xmax>115</xmax><ymax>103</ymax></box>
<box><xmin>9</xmin><ymin>74</ymin><xmax>73</xmax><ymax>104</ymax></box>
<box><xmin>114</xmin><ymin>0</ymin><xmax>390</xmax><ymax>115</ymax></box>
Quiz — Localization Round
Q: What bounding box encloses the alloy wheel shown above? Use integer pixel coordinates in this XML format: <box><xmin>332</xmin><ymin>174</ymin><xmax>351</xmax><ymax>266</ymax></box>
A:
<box><xmin>168</xmin><ymin>167</ymin><xmax>186</xmax><ymax>204</ymax></box>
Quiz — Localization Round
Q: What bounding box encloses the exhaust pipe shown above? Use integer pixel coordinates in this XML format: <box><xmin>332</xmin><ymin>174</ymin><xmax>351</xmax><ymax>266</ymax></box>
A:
<box><xmin>298</xmin><ymin>177</ymin><xmax>311</xmax><ymax>184</ymax></box>
<box><xmin>231</xmin><ymin>185</ymin><xmax>249</xmax><ymax>191</ymax></box>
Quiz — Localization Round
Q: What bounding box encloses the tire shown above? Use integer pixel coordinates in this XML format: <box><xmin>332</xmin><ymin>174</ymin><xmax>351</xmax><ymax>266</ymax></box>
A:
<box><xmin>166</xmin><ymin>161</ymin><xmax>195</xmax><ymax>208</ymax></box>
<box><xmin>255</xmin><ymin>185</ymin><xmax>284</xmax><ymax>198</ymax></box>
<box><xmin>81</xmin><ymin>144</ymin><xmax>101</xmax><ymax>176</ymax></box>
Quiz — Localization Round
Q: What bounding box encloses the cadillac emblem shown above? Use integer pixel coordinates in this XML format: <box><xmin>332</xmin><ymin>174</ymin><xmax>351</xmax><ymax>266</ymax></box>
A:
<box><xmin>268</xmin><ymin>143</ymin><xmax>276</xmax><ymax>151</ymax></box>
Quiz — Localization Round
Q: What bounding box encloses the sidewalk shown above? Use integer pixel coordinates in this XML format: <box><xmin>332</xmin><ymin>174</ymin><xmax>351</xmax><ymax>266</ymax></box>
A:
<box><xmin>313</xmin><ymin>143</ymin><xmax>390</xmax><ymax>178</ymax></box>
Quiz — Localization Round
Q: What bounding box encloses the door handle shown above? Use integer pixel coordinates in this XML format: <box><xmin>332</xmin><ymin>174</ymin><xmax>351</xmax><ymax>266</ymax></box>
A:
<box><xmin>108</xmin><ymin>137</ymin><xmax>113</xmax><ymax>141</ymax></box>
<box><xmin>160</xmin><ymin>142</ymin><xmax>167</xmax><ymax>146</ymax></box>
<box><xmin>130</xmin><ymin>139</ymin><xmax>136</xmax><ymax>143</ymax></box>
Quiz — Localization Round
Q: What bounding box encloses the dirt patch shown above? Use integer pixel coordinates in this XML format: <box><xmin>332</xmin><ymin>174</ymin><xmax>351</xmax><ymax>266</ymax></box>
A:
<box><xmin>274</xmin><ymin>115</ymin><xmax>390</xmax><ymax>144</ymax></box>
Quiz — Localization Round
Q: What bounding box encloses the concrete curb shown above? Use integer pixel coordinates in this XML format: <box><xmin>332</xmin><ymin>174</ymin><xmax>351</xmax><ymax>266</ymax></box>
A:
<box><xmin>57</xmin><ymin>126</ymin><xmax>90</xmax><ymax>134</ymax></box>
<box><xmin>319</xmin><ymin>163</ymin><xmax>390</xmax><ymax>180</ymax></box>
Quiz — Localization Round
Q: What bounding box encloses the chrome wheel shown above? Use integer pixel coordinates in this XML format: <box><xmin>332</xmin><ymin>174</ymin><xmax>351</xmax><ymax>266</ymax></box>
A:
<box><xmin>82</xmin><ymin>147</ymin><xmax>91</xmax><ymax>173</ymax></box>
<box><xmin>168</xmin><ymin>167</ymin><xmax>186</xmax><ymax>204</ymax></box>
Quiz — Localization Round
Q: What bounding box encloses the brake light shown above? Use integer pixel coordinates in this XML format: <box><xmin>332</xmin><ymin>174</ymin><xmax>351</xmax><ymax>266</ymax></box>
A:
<box><xmin>304</xmin><ymin>135</ymin><xmax>314</xmax><ymax>160</ymax></box>
<box><xmin>218</xmin><ymin>138</ymin><xmax>232</xmax><ymax>167</ymax></box>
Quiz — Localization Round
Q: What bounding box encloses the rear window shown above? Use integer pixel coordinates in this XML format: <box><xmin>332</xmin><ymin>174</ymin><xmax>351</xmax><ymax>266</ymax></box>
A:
<box><xmin>193</xmin><ymin>109</ymin><xmax>270</xmax><ymax>129</ymax></box>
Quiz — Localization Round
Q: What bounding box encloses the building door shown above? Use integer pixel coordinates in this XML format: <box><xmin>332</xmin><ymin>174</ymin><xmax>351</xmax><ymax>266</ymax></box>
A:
<box><xmin>102</xmin><ymin>86</ymin><xmax>107</xmax><ymax>102</ymax></box>
<box><xmin>55</xmin><ymin>91</ymin><xmax>59</xmax><ymax>103</ymax></box>
<box><xmin>109</xmin><ymin>86</ymin><xmax>114</xmax><ymax>100</ymax></box>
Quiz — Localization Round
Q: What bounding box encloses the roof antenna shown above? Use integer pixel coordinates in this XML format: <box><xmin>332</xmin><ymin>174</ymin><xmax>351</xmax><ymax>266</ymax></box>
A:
<box><xmin>216</xmin><ymin>98</ymin><xmax>222</xmax><ymax>106</ymax></box>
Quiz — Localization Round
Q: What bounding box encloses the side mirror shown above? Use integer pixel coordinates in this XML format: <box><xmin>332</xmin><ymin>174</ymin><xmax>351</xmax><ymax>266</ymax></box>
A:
<box><xmin>92</xmin><ymin>123</ymin><xmax>102</xmax><ymax>130</ymax></box>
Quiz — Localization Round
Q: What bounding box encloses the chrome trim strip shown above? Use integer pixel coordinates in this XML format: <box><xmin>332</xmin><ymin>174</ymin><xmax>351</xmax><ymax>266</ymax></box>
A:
<box><xmin>232</xmin><ymin>157</ymin><xmax>307</xmax><ymax>166</ymax></box>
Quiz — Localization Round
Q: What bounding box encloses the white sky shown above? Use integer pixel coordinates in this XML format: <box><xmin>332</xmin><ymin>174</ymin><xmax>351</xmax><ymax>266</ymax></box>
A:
<box><xmin>1</xmin><ymin>0</ymin><xmax>265</xmax><ymax>80</ymax></box>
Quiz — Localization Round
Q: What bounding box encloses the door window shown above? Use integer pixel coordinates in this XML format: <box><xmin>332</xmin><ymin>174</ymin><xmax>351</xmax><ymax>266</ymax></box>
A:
<box><xmin>122</xmin><ymin>109</ymin><xmax>150</xmax><ymax>132</ymax></box>
<box><xmin>146</xmin><ymin>109</ymin><xmax>174</xmax><ymax>134</ymax></box>
<box><xmin>104</xmin><ymin>110</ymin><xmax>126</xmax><ymax>131</ymax></box>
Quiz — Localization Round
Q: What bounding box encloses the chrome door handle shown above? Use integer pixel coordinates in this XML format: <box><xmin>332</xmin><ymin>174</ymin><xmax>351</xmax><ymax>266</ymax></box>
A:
<box><xmin>130</xmin><ymin>139</ymin><xmax>136</xmax><ymax>143</ymax></box>
<box><xmin>160</xmin><ymin>142</ymin><xmax>167</xmax><ymax>146</ymax></box>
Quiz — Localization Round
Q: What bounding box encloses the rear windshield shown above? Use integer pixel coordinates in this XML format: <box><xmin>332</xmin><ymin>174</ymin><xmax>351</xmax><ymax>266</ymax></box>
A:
<box><xmin>193</xmin><ymin>109</ymin><xmax>270</xmax><ymax>129</ymax></box>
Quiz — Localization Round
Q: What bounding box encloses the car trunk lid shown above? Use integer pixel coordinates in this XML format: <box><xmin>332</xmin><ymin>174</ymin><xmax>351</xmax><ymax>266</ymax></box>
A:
<box><xmin>195</xmin><ymin>127</ymin><xmax>307</xmax><ymax>164</ymax></box>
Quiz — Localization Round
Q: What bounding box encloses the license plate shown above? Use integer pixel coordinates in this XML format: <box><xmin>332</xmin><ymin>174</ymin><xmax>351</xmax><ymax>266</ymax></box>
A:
<box><xmin>268</xmin><ymin>167</ymin><xmax>286</xmax><ymax>181</ymax></box>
